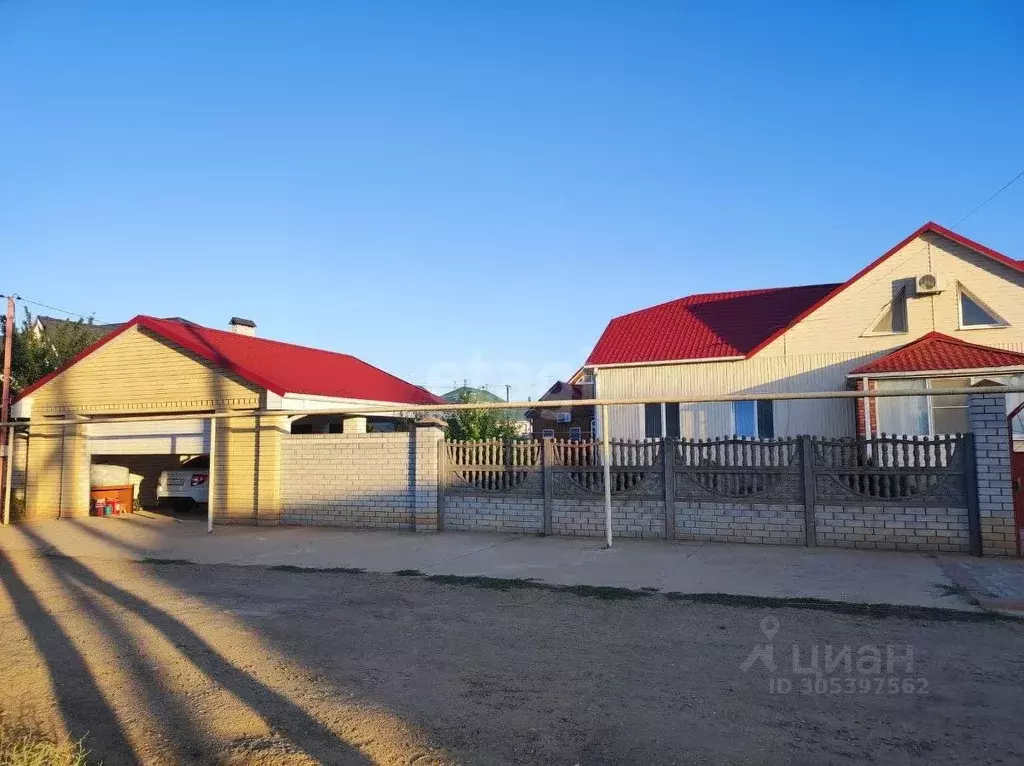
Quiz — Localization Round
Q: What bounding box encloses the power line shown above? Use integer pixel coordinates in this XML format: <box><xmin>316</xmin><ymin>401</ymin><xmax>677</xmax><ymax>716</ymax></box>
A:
<box><xmin>11</xmin><ymin>296</ymin><xmax>106</xmax><ymax>325</ymax></box>
<box><xmin>796</xmin><ymin>164</ymin><xmax>1024</xmax><ymax>327</ymax></box>
<box><xmin>950</xmin><ymin>166</ymin><xmax>1024</xmax><ymax>230</ymax></box>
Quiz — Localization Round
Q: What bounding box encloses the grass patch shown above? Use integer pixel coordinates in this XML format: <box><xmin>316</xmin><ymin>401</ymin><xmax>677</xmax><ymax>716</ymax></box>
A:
<box><xmin>138</xmin><ymin>558</ymin><xmax>193</xmax><ymax>566</ymax></box>
<box><xmin>267</xmin><ymin>565</ymin><xmax>365</xmax><ymax>574</ymax></box>
<box><xmin>0</xmin><ymin>713</ymin><xmax>90</xmax><ymax>766</ymax></box>
<box><xmin>422</xmin><ymin>574</ymin><xmax>651</xmax><ymax>600</ymax></box>
<box><xmin>425</xmin><ymin>575</ymin><xmax>545</xmax><ymax>591</ymax></box>
<box><xmin>563</xmin><ymin>584</ymin><xmax>650</xmax><ymax>600</ymax></box>
<box><xmin>394</xmin><ymin>569</ymin><xmax>425</xmax><ymax>577</ymax></box>
<box><xmin>662</xmin><ymin>592</ymin><xmax>1014</xmax><ymax>622</ymax></box>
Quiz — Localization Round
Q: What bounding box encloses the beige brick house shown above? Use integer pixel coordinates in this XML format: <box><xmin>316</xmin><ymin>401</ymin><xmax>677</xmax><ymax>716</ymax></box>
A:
<box><xmin>10</xmin><ymin>316</ymin><xmax>441</xmax><ymax>522</ymax></box>
<box><xmin>581</xmin><ymin>222</ymin><xmax>1024</xmax><ymax>442</ymax></box>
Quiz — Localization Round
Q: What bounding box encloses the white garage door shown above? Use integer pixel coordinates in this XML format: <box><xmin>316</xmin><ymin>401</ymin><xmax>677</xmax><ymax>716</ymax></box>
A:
<box><xmin>86</xmin><ymin>418</ymin><xmax>211</xmax><ymax>455</ymax></box>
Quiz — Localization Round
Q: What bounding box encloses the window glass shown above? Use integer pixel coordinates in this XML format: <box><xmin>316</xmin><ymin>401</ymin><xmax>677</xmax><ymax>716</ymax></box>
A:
<box><xmin>569</xmin><ymin>427</ymin><xmax>582</xmax><ymax>441</ymax></box>
<box><xmin>929</xmin><ymin>377</ymin><xmax>968</xmax><ymax>408</ymax></box>
<box><xmin>869</xmin><ymin>286</ymin><xmax>908</xmax><ymax>334</ymax></box>
<box><xmin>733</xmin><ymin>401</ymin><xmax>757</xmax><ymax>437</ymax></box>
<box><xmin>665</xmin><ymin>403</ymin><xmax>681</xmax><ymax>438</ymax></box>
<box><xmin>1007</xmin><ymin>375</ymin><xmax>1024</xmax><ymax>440</ymax></box>
<box><xmin>960</xmin><ymin>291</ymin><xmax>1001</xmax><ymax>327</ymax></box>
<box><xmin>930</xmin><ymin>377</ymin><xmax>968</xmax><ymax>434</ymax></box>
<box><xmin>874</xmin><ymin>379</ymin><xmax>929</xmax><ymax>435</ymax></box>
<box><xmin>644</xmin><ymin>404</ymin><xmax>662</xmax><ymax>438</ymax></box>
<box><xmin>933</xmin><ymin>407</ymin><xmax>968</xmax><ymax>434</ymax></box>
<box><xmin>756</xmin><ymin>400</ymin><xmax>775</xmax><ymax>438</ymax></box>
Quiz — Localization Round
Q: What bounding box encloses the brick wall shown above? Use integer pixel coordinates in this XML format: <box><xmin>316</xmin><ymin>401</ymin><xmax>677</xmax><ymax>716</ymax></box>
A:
<box><xmin>853</xmin><ymin>378</ymin><xmax>879</xmax><ymax>438</ymax></box>
<box><xmin>814</xmin><ymin>505</ymin><xmax>970</xmax><ymax>552</ymax></box>
<box><xmin>281</xmin><ymin>432</ymin><xmax>415</xmax><ymax>528</ymax></box>
<box><xmin>675</xmin><ymin>503</ymin><xmax>805</xmax><ymax>545</ymax></box>
<box><xmin>551</xmin><ymin>499</ymin><xmax>665</xmax><ymax>539</ymax></box>
<box><xmin>444</xmin><ymin>495</ymin><xmax>545</xmax><ymax>534</ymax></box>
<box><xmin>968</xmin><ymin>392</ymin><xmax>1016</xmax><ymax>556</ymax></box>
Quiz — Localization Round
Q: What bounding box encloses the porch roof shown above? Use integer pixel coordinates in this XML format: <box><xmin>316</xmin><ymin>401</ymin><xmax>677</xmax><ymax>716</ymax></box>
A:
<box><xmin>850</xmin><ymin>332</ymin><xmax>1024</xmax><ymax>377</ymax></box>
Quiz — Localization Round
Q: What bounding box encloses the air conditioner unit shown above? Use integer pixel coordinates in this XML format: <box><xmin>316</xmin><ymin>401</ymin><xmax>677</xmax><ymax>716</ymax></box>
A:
<box><xmin>915</xmin><ymin>274</ymin><xmax>946</xmax><ymax>295</ymax></box>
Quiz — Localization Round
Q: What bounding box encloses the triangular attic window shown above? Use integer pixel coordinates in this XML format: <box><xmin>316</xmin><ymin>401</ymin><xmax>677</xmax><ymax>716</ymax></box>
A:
<box><xmin>868</xmin><ymin>286</ymin><xmax>908</xmax><ymax>334</ymax></box>
<box><xmin>959</xmin><ymin>289</ymin><xmax>1004</xmax><ymax>328</ymax></box>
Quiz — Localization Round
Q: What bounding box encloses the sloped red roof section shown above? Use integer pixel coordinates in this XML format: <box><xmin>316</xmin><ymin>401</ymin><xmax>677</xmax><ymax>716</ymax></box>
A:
<box><xmin>850</xmin><ymin>332</ymin><xmax>1024</xmax><ymax>375</ymax></box>
<box><xmin>586</xmin><ymin>284</ymin><xmax>840</xmax><ymax>365</ymax></box>
<box><xmin>586</xmin><ymin>222</ymin><xmax>1022</xmax><ymax>367</ymax></box>
<box><xmin>16</xmin><ymin>316</ymin><xmax>444</xmax><ymax>405</ymax></box>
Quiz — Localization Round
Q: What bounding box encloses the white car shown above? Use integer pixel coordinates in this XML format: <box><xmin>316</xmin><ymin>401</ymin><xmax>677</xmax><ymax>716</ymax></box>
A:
<box><xmin>156</xmin><ymin>456</ymin><xmax>209</xmax><ymax>510</ymax></box>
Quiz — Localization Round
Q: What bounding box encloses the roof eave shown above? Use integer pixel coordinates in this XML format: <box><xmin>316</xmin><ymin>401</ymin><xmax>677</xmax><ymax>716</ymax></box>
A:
<box><xmin>849</xmin><ymin>365</ymin><xmax>1024</xmax><ymax>379</ymax></box>
<box><xmin>587</xmin><ymin>355</ymin><xmax>745</xmax><ymax>369</ymax></box>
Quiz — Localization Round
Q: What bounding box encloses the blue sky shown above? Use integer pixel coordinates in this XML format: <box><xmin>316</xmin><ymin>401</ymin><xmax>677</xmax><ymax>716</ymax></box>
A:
<box><xmin>2</xmin><ymin>1</ymin><xmax>1022</xmax><ymax>399</ymax></box>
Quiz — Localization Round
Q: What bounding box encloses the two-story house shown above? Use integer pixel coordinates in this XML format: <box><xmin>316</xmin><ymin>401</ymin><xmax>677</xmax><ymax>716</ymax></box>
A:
<box><xmin>581</xmin><ymin>222</ymin><xmax>1024</xmax><ymax>443</ymax></box>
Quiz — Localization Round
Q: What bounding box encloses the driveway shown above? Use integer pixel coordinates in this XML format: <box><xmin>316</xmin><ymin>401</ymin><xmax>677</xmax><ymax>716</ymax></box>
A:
<box><xmin>0</xmin><ymin>514</ymin><xmax>998</xmax><ymax>611</ymax></box>
<box><xmin>1</xmin><ymin>534</ymin><xmax>1023</xmax><ymax>763</ymax></box>
<box><xmin>2</xmin><ymin>518</ymin><xmax>1024</xmax><ymax>763</ymax></box>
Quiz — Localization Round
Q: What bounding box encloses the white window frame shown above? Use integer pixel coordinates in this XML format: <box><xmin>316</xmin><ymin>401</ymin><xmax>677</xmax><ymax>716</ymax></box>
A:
<box><xmin>875</xmin><ymin>377</ymin><xmax>970</xmax><ymax>436</ymax></box>
<box><xmin>555</xmin><ymin>412</ymin><xmax>572</xmax><ymax>424</ymax></box>
<box><xmin>569</xmin><ymin>426</ymin><xmax>582</xmax><ymax>441</ymax></box>
<box><xmin>957</xmin><ymin>283</ymin><xmax>1008</xmax><ymax>330</ymax></box>
<box><xmin>862</xmin><ymin>285</ymin><xmax>910</xmax><ymax>337</ymax></box>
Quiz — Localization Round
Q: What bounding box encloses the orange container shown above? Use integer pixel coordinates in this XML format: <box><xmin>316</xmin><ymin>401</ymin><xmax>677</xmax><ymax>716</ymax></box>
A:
<box><xmin>90</xmin><ymin>485</ymin><xmax>133</xmax><ymax>516</ymax></box>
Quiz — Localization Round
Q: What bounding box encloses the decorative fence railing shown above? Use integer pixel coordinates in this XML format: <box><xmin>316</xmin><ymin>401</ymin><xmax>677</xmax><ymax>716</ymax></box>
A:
<box><xmin>441</xmin><ymin>433</ymin><xmax>976</xmax><ymax>545</ymax></box>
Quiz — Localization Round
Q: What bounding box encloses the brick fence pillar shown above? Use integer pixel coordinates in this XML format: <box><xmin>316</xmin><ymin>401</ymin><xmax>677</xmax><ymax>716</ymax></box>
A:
<box><xmin>967</xmin><ymin>391</ymin><xmax>1016</xmax><ymax>557</ymax></box>
<box><xmin>413</xmin><ymin>417</ymin><xmax>446</xmax><ymax>532</ymax></box>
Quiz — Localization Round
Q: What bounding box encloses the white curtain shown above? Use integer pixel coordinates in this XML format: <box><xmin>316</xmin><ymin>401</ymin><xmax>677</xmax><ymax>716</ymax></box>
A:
<box><xmin>874</xmin><ymin>379</ymin><xmax>929</xmax><ymax>436</ymax></box>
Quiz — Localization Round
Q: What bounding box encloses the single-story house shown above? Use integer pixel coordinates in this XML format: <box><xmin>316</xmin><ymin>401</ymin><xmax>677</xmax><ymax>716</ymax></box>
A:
<box><xmin>579</xmin><ymin>222</ymin><xmax>1024</xmax><ymax>442</ymax></box>
<box><xmin>10</xmin><ymin>315</ymin><xmax>443</xmax><ymax>522</ymax></box>
<box><xmin>525</xmin><ymin>380</ymin><xmax>595</xmax><ymax>440</ymax></box>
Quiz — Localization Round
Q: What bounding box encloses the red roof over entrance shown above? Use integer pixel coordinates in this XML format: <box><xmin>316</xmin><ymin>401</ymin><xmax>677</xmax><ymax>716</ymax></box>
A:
<box><xmin>850</xmin><ymin>332</ymin><xmax>1024</xmax><ymax>375</ymax></box>
<box><xmin>15</xmin><ymin>315</ymin><xmax>444</xmax><ymax>405</ymax></box>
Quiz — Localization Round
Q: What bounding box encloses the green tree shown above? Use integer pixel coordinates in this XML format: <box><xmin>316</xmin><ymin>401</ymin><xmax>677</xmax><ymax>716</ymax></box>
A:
<box><xmin>1</xmin><ymin>309</ymin><xmax>98</xmax><ymax>397</ymax></box>
<box><xmin>444</xmin><ymin>390</ymin><xmax>521</xmax><ymax>441</ymax></box>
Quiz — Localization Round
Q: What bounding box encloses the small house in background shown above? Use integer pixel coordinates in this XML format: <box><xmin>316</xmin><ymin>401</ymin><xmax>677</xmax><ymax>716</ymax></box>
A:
<box><xmin>526</xmin><ymin>379</ymin><xmax>595</xmax><ymax>440</ymax></box>
<box><xmin>440</xmin><ymin>386</ymin><xmax>531</xmax><ymax>435</ymax></box>
<box><xmin>32</xmin><ymin>315</ymin><xmax>125</xmax><ymax>340</ymax></box>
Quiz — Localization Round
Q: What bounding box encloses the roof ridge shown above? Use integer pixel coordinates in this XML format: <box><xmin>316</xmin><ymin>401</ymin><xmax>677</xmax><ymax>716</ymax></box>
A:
<box><xmin>607</xmin><ymin>282</ymin><xmax>844</xmax><ymax>322</ymax></box>
<box><xmin>147</xmin><ymin>316</ymin><xmax>361</xmax><ymax>361</ymax></box>
<box><xmin>142</xmin><ymin>316</ymin><xmax>440</xmax><ymax>401</ymax></box>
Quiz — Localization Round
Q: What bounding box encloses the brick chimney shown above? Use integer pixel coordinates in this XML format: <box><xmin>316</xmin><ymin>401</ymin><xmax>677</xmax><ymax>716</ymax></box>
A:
<box><xmin>229</xmin><ymin>317</ymin><xmax>256</xmax><ymax>336</ymax></box>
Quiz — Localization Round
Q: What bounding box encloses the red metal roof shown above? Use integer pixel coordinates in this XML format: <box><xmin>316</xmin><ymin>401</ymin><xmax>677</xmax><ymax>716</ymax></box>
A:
<box><xmin>16</xmin><ymin>315</ymin><xmax>444</xmax><ymax>405</ymax></box>
<box><xmin>850</xmin><ymin>332</ymin><xmax>1024</xmax><ymax>375</ymax></box>
<box><xmin>586</xmin><ymin>222</ymin><xmax>1023</xmax><ymax>366</ymax></box>
<box><xmin>586</xmin><ymin>284</ymin><xmax>840</xmax><ymax>365</ymax></box>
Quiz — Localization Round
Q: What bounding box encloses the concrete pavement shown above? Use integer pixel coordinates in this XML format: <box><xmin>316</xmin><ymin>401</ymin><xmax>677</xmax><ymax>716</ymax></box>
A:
<box><xmin>4</xmin><ymin>512</ymin><xmax>1020</xmax><ymax>613</ymax></box>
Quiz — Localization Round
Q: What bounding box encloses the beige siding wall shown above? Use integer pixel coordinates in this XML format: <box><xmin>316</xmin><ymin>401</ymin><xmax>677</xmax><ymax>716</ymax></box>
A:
<box><xmin>599</xmin><ymin>233</ymin><xmax>1024</xmax><ymax>440</ymax></box>
<box><xmin>25</xmin><ymin>325</ymin><xmax>260</xmax><ymax>415</ymax></box>
<box><xmin>598</xmin><ymin>352</ymin><xmax>863</xmax><ymax>439</ymax></box>
<box><xmin>759</xmin><ymin>232</ymin><xmax>1024</xmax><ymax>357</ymax></box>
<box><xmin>20</xmin><ymin>326</ymin><xmax>268</xmax><ymax>520</ymax></box>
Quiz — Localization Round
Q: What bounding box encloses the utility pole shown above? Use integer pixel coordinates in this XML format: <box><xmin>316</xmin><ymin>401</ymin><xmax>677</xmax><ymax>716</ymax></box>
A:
<box><xmin>505</xmin><ymin>384</ymin><xmax>511</xmax><ymax>403</ymax></box>
<box><xmin>0</xmin><ymin>294</ymin><xmax>15</xmax><ymax>524</ymax></box>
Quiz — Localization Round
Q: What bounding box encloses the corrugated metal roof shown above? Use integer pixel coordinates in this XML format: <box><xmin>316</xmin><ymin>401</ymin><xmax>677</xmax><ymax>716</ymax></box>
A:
<box><xmin>850</xmin><ymin>332</ymin><xmax>1024</xmax><ymax>375</ymax></box>
<box><xmin>16</xmin><ymin>315</ymin><xmax>443</xmax><ymax>405</ymax></box>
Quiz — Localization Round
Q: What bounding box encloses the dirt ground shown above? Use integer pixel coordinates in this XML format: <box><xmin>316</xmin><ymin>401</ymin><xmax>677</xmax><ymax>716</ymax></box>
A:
<box><xmin>0</xmin><ymin>550</ymin><xmax>1022</xmax><ymax>765</ymax></box>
